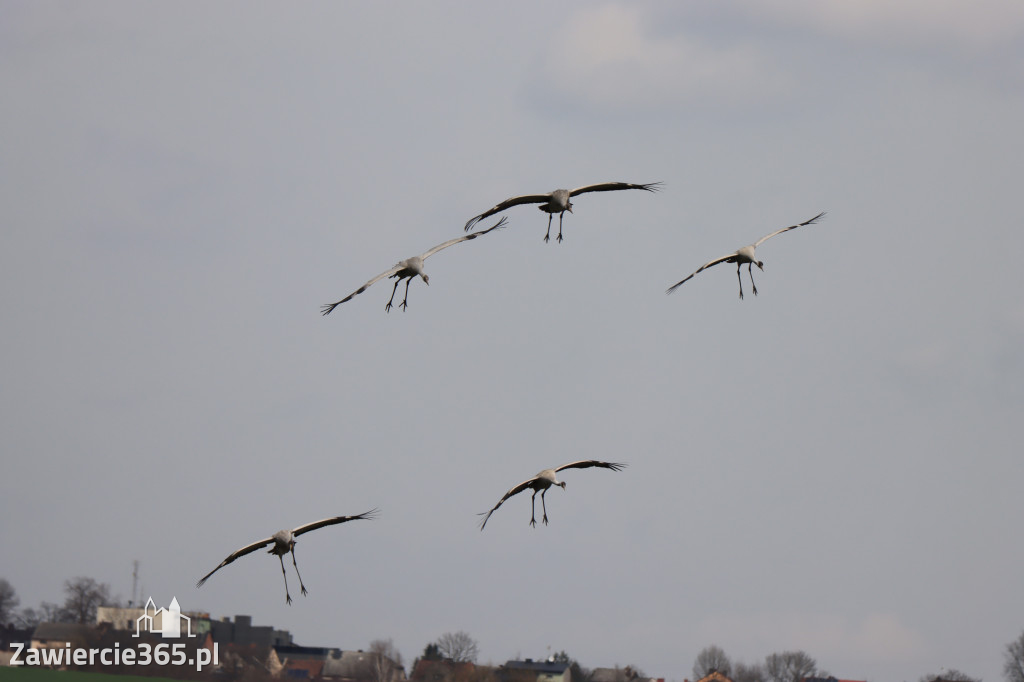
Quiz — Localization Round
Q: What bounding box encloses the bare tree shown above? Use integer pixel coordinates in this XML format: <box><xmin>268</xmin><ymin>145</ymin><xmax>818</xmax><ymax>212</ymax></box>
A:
<box><xmin>371</xmin><ymin>639</ymin><xmax>405</xmax><ymax>668</ymax></box>
<box><xmin>39</xmin><ymin>601</ymin><xmax>72</xmax><ymax>623</ymax></box>
<box><xmin>62</xmin><ymin>576</ymin><xmax>112</xmax><ymax>624</ymax></box>
<box><xmin>370</xmin><ymin>638</ymin><xmax>405</xmax><ymax>682</ymax></box>
<box><xmin>15</xmin><ymin>607</ymin><xmax>41</xmax><ymax>629</ymax></box>
<box><xmin>1007</xmin><ymin>630</ymin><xmax>1024</xmax><ymax>682</ymax></box>
<box><xmin>436</xmin><ymin>631</ymin><xmax>479</xmax><ymax>663</ymax></box>
<box><xmin>763</xmin><ymin>651</ymin><xmax>818</xmax><ymax>682</ymax></box>
<box><xmin>733</xmin><ymin>662</ymin><xmax>766</xmax><ymax>682</ymax></box>
<box><xmin>0</xmin><ymin>579</ymin><xmax>19</xmax><ymax>624</ymax></box>
<box><xmin>694</xmin><ymin>646</ymin><xmax>733</xmax><ymax>680</ymax></box>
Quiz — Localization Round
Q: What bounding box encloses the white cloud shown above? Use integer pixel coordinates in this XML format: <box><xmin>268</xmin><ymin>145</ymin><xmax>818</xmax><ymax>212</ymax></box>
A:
<box><xmin>537</xmin><ymin>0</ymin><xmax>1024</xmax><ymax>114</ymax></box>
<box><xmin>541</xmin><ymin>4</ymin><xmax>788</xmax><ymax>112</ymax></box>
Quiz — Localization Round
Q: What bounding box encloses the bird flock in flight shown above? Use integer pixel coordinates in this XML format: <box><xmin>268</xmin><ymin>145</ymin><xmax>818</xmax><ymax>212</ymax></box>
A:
<box><xmin>197</xmin><ymin>179</ymin><xmax>826</xmax><ymax>603</ymax></box>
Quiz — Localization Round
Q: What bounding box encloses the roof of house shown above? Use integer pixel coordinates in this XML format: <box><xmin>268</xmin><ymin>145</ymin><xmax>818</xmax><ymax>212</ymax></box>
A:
<box><xmin>411</xmin><ymin>659</ymin><xmax>475</xmax><ymax>681</ymax></box>
<box><xmin>503</xmin><ymin>660</ymin><xmax>570</xmax><ymax>675</ymax></box>
<box><xmin>695</xmin><ymin>672</ymin><xmax>734</xmax><ymax>682</ymax></box>
<box><xmin>592</xmin><ymin>669</ymin><xmax>632</xmax><ymax>682</ymax></box>
<box><xmin>592</xmin><ymin>666</ymin><xmax>652</xmax><ymax>682</ymax></box>
<box><xmin>276</xmin><ymin>644</ymin><xmax>340</xmax><ymax>661</ymax></box>
<box><xmin>285</xmin><ymin>658</ymin><xmax>326</xmax><ymax>679</ymax></box>
<box><xmin>32</xmin><ymin>623</ymin><xmax>93</xmax><ymax>642</ymax></box>
<box><xmin>322</xmin><ymin>650</ymin><xmax>403</xmax><ymax>679</ymax></box>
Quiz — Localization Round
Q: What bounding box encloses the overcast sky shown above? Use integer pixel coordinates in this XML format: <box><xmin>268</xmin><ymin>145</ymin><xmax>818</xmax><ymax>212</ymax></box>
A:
<box><xmin>2</xmin><ymin>3</ymin><xmax>1023</xmax><ymax>682</ymax></box>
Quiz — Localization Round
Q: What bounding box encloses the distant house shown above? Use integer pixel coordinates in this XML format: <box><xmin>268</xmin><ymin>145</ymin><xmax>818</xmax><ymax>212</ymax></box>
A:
<box><xmin>499</xmin><ymin>659</ymin><xmax>571</xmax><ymax>682</ymax></box>
<box><xmin>96</xmin><ymin>600</ymin><xmax>210</xmax><ymax>637</ymax></box>
<box><xmin>694</xmin><ymin>672</ymin><xmax>733</xmax><ymax>682</ymax></box>
<box><xmin>0</xmin><ymin>624</ymin><xmax>35</xmax><ymax>667</ymax></box>
<box><xmin>276</xmin><ymin>645</ymin><xmax>341</xmax><ymax>662</ymax></box>
<box><xmin>31</xmin><ymin>623</ymin><xmax>94</xmax><ymax>651</ymax></box>
<box><xmin>217</xmin><ymin>641</ymin><xmax>276</xmax><ymax>677</ymax></box>
<box><xmin>410</xmin><ymin>658</ymin><xmax>477</xmax><ymax>682</ymax></box>
<box><xmin>210</xmin><ymin>614</ymin><xmax>293</xmax><ymax>647</ymax></box>
<box><xmin>591</xmin><ymin>670</ymin><xmax>619</xmax><ymax>682</ymax></box>
<box><xmin>322</xmin><ymin>649</ymin><xmax>406</xmax><ymax>682</ymax></box>
<box><xmin>592</xmin><ymin>667</ymin><xmax>657</xmax><ymax>682</ymax></box>
<box><xmin>284</xmin><ymin>658</ymin><xmax>326</xmax><ymax>680</ymax></box>
<box><xmin>269</xmin><ymin>647</ymin><xmax>405</xmax><ymax>682</ymax></box>
<box><xmin>271</xmin><ymin>645</ymin><xmax>342</xmax><ymax>677</ymax></box>
<box><xmin>133</xmin><ymin>597</ymin><xmax>194</xmax><ymax>638</ymax></box>
<box><xmin>99</xmin><ymin>603</ymin><xmax>293</xmax><ymax>647</ymax></box>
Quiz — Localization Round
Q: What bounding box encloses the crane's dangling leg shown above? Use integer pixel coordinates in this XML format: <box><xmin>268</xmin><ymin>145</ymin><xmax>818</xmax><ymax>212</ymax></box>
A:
<box><xmin>543</xmin><ymin>214</ymin><xmax>554</xmax><ymax>243</ymax></box>
<box><xmin>748</xmin><ymin>263</ymin><xmax>758</xmax><ymax>297</ymax></box>
<box><xmin>399</xmin><ymin>278</ymin><xmax>412</xmax><ymax>311</ymax></box>
<box><xmin>278</xmin><ymin>555</ymin><xmax>293</xmax><ymax>605</ymax></box>
<box><xmin>540</xmin><ymin>489</ymin><xmax>549</xmax><ymax>525</ymax></box>
<box><xmin>529</xmin><ymin>490</ymin><xmax>539</xmax><ymax>527</ymax></box>
<box><xmin>385</xmin><ymin>279</ymin><xmax>401</xmax><ymax>312</ymax></box>
<box><xmin>556</xmin><ymin>212</ymin><xmax>565</xmax><ymax>243</ymax></box>
<box><xmin>736</xmin><ymin>264</ymin><xmax>745</xmax><ymax>300</ymax></box>
<box><xmin>290</xmin><ymin>547</ymin><xmax>308</xmax><ymax>597</ymax></box>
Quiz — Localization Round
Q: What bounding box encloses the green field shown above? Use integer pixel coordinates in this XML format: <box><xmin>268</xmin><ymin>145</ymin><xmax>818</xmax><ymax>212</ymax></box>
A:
<box><xmin>0</xmin><ymin>669</ymin><xmax>180</xmax><ymax>682</ymax></box>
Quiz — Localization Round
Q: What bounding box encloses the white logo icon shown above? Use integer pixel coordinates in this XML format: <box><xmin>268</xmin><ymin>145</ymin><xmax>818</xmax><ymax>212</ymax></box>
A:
<box><xmin>133</xmin><ymin>597</ymin><xmax>195</xmax><ymax>638</ymax></box>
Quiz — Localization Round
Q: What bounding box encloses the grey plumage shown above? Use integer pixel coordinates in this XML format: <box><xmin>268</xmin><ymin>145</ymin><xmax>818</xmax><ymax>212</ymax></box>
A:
<box><xmin>666</xmin><ymin>212</ymin><xmax>827</xmax><ymax>299</ymax></box>
<box><xmin>464</xmin><ymin>182</ymin><xmax>662</xmax><ymax>242</ymax></box>
<box><xmin>322</xmin><ymin>217</ymin><xmax>507</xmax><ymax>315</ymax></box>
<box><xmin>478</xmin><ymin>460</ymin><xmax>626</xmax><ymax>530</ymax></box>
<box><xmin>196</xmin><ymin>509</ymin><xmax>378</xmax><ymax>604</ymax></box>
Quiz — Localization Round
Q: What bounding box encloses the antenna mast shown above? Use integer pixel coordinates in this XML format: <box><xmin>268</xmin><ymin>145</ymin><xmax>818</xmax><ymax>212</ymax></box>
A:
<box><xmin>131</xmin><ymin>560</ymin><xmax>140</xmax><ymax>607</ymax></box>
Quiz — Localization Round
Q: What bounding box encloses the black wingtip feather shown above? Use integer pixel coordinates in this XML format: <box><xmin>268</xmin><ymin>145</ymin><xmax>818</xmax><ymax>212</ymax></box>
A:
<box><xmin>806</xmin><ymin>211</ymin><xmax>827</xmax><ymax>225</ymax></box>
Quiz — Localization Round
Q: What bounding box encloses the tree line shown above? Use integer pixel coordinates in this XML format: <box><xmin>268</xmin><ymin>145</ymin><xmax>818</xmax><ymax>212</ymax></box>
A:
<box><xmin>4</xmin><ymin>577</ymin><xmax>1024</xmax><ymax>682</ymax></box>
<box><xmin>691</xmin><ymin>643</ymin><xmax>1024</xmax><ymax>682</ymax></box>
<box><xmin>1</xmin><ymin>576</ymin><xmax>118</xmax><ymax>628</ymax></box>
